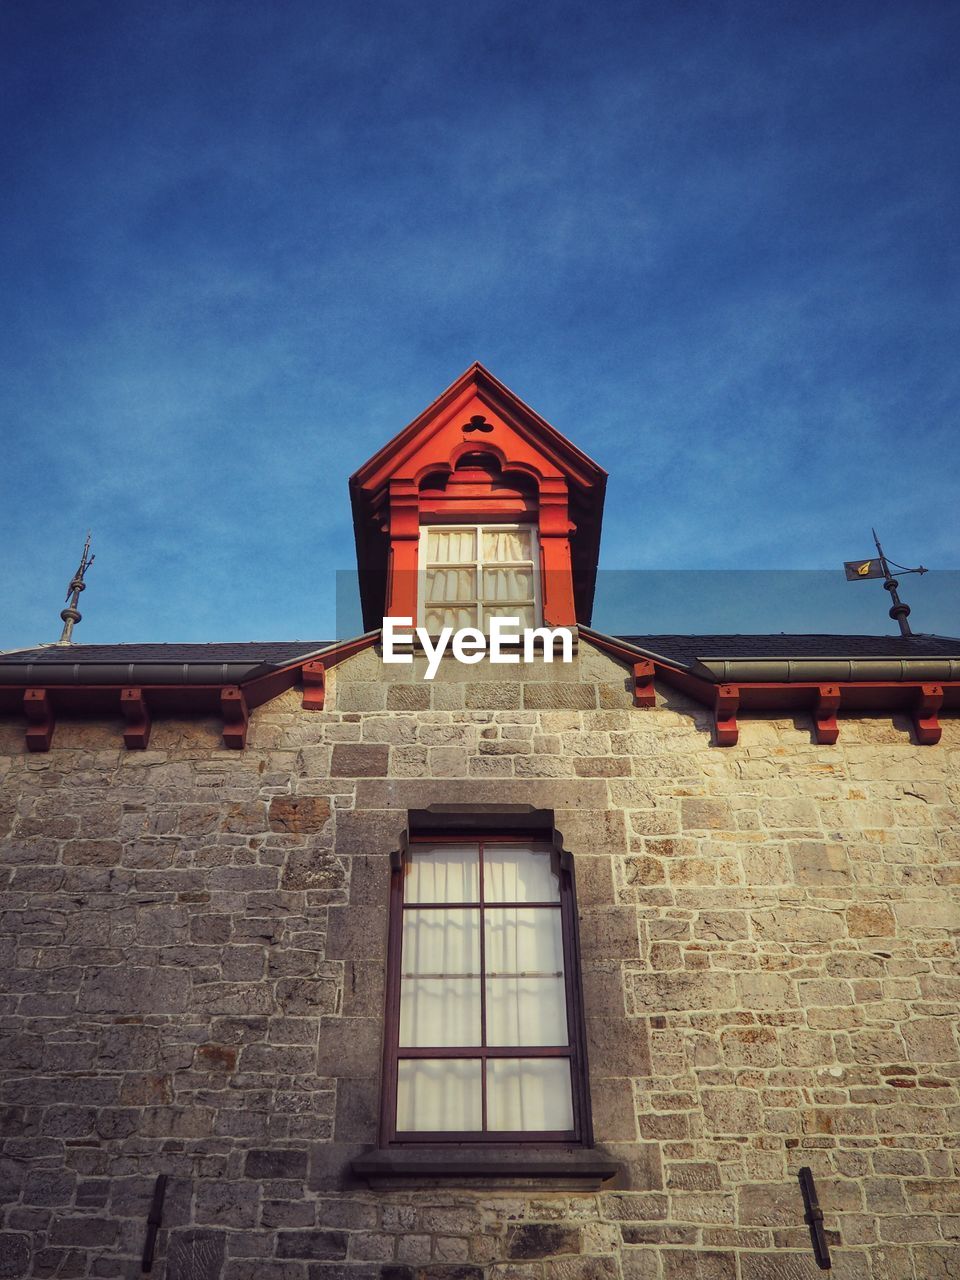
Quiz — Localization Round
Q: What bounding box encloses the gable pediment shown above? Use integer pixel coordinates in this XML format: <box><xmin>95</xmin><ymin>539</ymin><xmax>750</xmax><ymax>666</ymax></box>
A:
<box><xmin>350</xmin><ymin>364</ymin><xmax>607</xmax><ymax>630</ymax></box>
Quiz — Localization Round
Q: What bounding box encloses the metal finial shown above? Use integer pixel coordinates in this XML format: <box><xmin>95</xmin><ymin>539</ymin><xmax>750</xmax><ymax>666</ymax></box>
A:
<box><xmin>843</xmin><ymin>531</ymin><xmax>926</xmax><ymax>638</ymax></box>
<box><xmin>57</xmin><ymin>533</ymin><xmax>95</xmax><ymax>645</ymax></box>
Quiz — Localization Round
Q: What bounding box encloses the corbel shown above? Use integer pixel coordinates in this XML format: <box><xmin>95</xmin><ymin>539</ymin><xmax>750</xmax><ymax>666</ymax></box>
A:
<box><xmin>302</xmin><ymin>660</ymin><xmax>326</xmax><ymax>711</ymax></box>
<box><xmin>221</xmin><ymin>686</ymin><xmax>249</xmax><ymax>750</ymax></box>
<box><xmin>813</xmin><ymin>684</ymin><xmax>841</xmax><ymax>745</ymax></box>
<box><xmin>633</xmin><ymin>660</ymin><xmax>656</xmax><ymax>708</ymax></box>
<box><xmin>23</xmin><ymin>687</ymin><xmax>54</xmax><ymax>752</ymax></box>
<box><xmin>913</xmin><ymin>683</ymin><xmax>943</xmax><ymax>746</ymax></box>
<box><xmin>120</xmin><ymin>687</ymin><xmax>151</xmax><ymax>749</ymax></box>
<box><xmin>714</xmin><ymin>684</ymin><xmax>739</xmax><ymax>747</ymax></box>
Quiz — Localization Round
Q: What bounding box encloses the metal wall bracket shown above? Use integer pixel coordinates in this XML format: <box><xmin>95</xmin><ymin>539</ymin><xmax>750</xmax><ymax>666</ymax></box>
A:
<box><xmin>798</xmin><ymin>1166</ymin><xmax>831</xmax><ymax>1269</ymax></box>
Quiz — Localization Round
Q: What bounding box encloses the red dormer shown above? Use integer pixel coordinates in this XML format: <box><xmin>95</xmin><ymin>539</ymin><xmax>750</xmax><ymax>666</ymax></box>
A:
<box><xmin>349</xmin><ymin>364</ymin><xmax>607</xmax><ymax>632</ymax></box>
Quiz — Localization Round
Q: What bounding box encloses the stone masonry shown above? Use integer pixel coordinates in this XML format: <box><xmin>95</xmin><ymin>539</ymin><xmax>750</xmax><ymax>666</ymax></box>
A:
<box><xmin>1</xmin><ymin>640</ymin><xmax>959</xmax><ymax>1279</ymax></box>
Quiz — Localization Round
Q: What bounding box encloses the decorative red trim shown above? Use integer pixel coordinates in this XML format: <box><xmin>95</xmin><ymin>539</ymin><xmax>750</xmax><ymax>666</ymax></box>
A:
<box><xmin>349</xmin><ymin>365</ymin><xmax>607</xmax><ymax>630</ymax></box>
<box><xmin>814</xmin><ymin>685</ymin><xmax>841</xmax><ymax>745</ymax></box>
<box><xmin>220</xmin><ymin>686</ymin><xmax>249</xmax><ymax>750</ymax></box>
<box><xmin>120</xmin><ymin>687</ymin><xmax>151</xmax><ymax>750</ymax></box>
<box><xmin>714</xmin><ymin>684</ymin><xmax>740</xmax><ymax>747</ymax></box>
<box><xmin>302</xmin><ymin>661</ymin><xmax>325</xmax><ymax>711</ymax></box>
<box><xmin>23</xmin><ymin>687</ymin><xmax>54</xmax><ymax>752</ymax></box>
<box><xmin>914</xmin><ymin>683</ymin><xmax>943</xmax><ymax>746</ymax></box>
<box><xmin>633</xmin><ymin>660</ymin><xmax>656</xmax><ymax>708</ymax></box>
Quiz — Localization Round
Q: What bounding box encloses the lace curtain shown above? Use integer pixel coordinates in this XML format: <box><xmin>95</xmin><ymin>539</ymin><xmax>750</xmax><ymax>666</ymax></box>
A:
<box><xmin>423</xmin><ymin>524</ymin><xmax>537</xmax><ymax>631</ymax></box>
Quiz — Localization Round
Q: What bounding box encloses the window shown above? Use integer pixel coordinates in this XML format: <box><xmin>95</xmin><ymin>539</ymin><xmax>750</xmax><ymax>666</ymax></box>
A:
<box><xmin>418</xmin><ymin>524</ymin><xmax>541</xmax><ymax>633</ymax></box>
<box><xmin>381</xmin><ymin>836</ymin><xmax>590</xmax><ymax>1145</ymax></box>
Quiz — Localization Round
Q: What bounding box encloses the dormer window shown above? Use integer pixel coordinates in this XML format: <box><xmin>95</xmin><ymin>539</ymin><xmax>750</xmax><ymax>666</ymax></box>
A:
<box><xmin>419</xmin><ymin>524</ymin><xmax>542</xmax><ymax>633</ymax></box>
<box><xmin>349</xmin><ymin>364</ymin><xmax>607</xmax><ymax>633</ymax></box>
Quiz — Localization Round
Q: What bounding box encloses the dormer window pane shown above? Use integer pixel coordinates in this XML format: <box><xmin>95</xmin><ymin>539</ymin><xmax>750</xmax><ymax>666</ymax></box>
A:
<box><xmin>427</xmin><ymin>529</ymin><xmax>476</xmax><ymax>563</ymax></box>
<box><xmin>419</xmin><ymin>524</ymin><xmax>541</xmax><ymax>632</ymax></box>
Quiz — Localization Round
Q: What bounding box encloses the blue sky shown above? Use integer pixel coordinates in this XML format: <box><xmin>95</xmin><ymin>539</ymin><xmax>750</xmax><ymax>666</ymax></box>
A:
<box><xmin>1</xmin><ymin>0</ymin><xmax>957</xmax><ymax>647</ymax></box>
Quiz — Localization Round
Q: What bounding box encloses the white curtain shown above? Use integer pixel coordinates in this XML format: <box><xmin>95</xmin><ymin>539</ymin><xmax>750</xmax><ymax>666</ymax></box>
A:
<box><xmin>425</xmin><ymin>567</ymin><xmax>476</xmax><ymax>602</ymax></box>
<box><xmin>482</xmin><ymin>567</ymin><xmax>532</xmax><ymax>602</ymax></box>
<box><xmin>397</xmin><ymin>1059</ymin><xmax>482</xmax><ymax>1131</ymax></box>
<box><xmin>486</xmin><ymin>1058</ymin><xmax>573</xmax><ymax>1131</ymax></box>
<box><xmin>427</xmin><ymin>529</ymin><xmax>476</xmax><ymax>563</ymax></box>
<box><xmin>483</xmin><ymin>529</ymin><xmax>532</xmax><ymax>562</ymax></box>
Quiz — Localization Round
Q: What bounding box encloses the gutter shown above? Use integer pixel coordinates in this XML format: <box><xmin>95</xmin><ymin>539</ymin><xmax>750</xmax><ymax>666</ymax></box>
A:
<box><xmin>692</xmin><ymin>657</ymin><xmax>960</xmax><ymax>683</ymax></box>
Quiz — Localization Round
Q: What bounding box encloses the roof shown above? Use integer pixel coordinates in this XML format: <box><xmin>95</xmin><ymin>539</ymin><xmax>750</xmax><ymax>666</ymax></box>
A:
<box><xmin>619</xmin><ymin>633</ymin><xmax>960</xmax><ymax>667</ymax></box>
<box><xmin>0</xmin><ymin>642</ymin><xmax>331</xmax><ymax>666</ymax></box>
<box><xmin>2</xmin><ymin>633</ymin><xmax>957</xmax><ymax>677</ymax></box>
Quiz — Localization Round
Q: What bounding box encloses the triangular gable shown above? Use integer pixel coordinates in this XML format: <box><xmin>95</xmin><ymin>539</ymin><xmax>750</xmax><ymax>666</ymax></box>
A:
<box><xmin>350</xmin><ymin>363</ymin><xmax>607</xmax><ymax>631</ymax></box>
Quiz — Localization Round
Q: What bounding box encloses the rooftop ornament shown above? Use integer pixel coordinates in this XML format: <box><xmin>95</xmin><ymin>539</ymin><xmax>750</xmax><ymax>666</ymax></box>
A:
<box><xmin>57</xmin><ymin>533</ymin><xmax>95</xmax><ymax>645</ymax></box>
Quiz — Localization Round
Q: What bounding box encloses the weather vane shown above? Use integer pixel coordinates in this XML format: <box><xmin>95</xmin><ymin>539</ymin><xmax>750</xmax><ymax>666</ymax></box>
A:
<box><xmin>57</xmin><ymin>533</ymin><xmax>95</xmax><ymax>645</ymax></box>
<box><xmin>843</xmin><ymin>529</ymin><xmax>926</xmax><ymax>637</ymax></box>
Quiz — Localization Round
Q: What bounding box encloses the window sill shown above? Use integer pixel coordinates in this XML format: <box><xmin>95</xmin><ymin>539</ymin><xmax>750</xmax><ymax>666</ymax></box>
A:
<box><xmin>350</xmin><ymin>1145</ymin><xmax>620</xmax><ymax>1190</ymax></box>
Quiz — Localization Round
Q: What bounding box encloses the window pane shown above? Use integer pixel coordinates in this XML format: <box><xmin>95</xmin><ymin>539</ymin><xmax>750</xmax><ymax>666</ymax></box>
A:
<box><xmin>406</xmin><ymin>844</ymin><xmax>479</xmax><ymax>903</ymax></box>
<box><xmin>403</xmin><ymin>909</ymin><xmax>479</xmax><ymax>975</ymax></box>
<box><xmin>484</xmin><ymin>907</ymin><xmax>564</xmax><ymax>975</ymax></box>
<box><xmin>486</xmin><ymin>975</ymin><xmax>568</xmax><ymax>1046</ymax></box>
<box><xmin>483</xmin><ymin>604</ymin><xmax>535</xmax><ymax>630</ymax></box>
<box><xmin>424</xmin><ymin>604</ymin><xmax>479</xmax><ymax>632</ymax></box>
<box><xmin>483</xmin><ymin>528</ymin><xmax>533</xmax><ymax>562</ymax></box>
<box><xmin>425</xmin><ymin>566</ymin><xmax>477</xmax><ymax>603</ymax></box>
<box><xmin>397</xmin><ymin>1059</ymin><xmax>482</xmax><ymax>1131</ymax></box>
<box><xmin>428</xmin><ymin>529</ymin><xmax>475</xmax><ymax>563</ymax></box>
<box><xmin>487</xmin><ymin>1058</ymin><xmax>574</xmax><ymax>1131</ymax></box>
<box><xmin>482</xmin><ymin>567</ymin><xmax>534</xmax><ymax>603</ymax></box>
<box><xmin>400</xmin><ymin>977</ymin><xmax>481</xmax><ymax>1046</ymax></box>
<box><xmin>484</xmin><ymin>846</ymin><xmax>560</xmax><ymax>903</ymax></box>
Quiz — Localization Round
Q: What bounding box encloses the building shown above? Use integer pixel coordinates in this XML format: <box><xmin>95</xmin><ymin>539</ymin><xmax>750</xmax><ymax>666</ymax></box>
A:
<box><xmin>1</xmin><ymin>364</ymin><xmax>958</xmax><ymax>1280</ymax></box>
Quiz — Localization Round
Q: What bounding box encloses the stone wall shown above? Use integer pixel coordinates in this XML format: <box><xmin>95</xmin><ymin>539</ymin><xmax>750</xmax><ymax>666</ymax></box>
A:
<box><xmin>1</xmin><ymin>641</ymin><xmax>958</xmax><ymax>1279</ymax></box>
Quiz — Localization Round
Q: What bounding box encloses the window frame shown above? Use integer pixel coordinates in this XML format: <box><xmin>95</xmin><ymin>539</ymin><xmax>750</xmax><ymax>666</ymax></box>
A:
<box><xmin>379</xmin><ymin>832</ymin><xmax>593</xmax><ymax>1148</ymax></box>
<box><xmin>416</xmin><ymin>522</ymin><xmax>543</xmax><ymax>634</ymax></box>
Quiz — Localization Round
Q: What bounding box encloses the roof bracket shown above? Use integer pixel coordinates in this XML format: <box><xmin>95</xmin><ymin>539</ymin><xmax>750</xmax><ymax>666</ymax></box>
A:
<box><xmin>813</xmin><ymin>684</ymin><xmax>841</xmax><ymax>745</ymax></box>
<box><xmin>121</xmin><ymin>687</ymin><xmax>152</xmax><ymax>749</ymax></box>
<box><xmin>302</xmin><ymin>660</ymin><xmax>326</xmax><ymax>711</ymax></box>
<box><xmin>914</xmin><ymin>683</ymin><xmax>943</xmax><ymax>746</ymax></box>
<box><xmin>632</xmin><ymin>659</ymin><xmax>656</xmax><ymax>708</ymax></box>
<box><xmin>23</xmin><ymin>687</ymin><xmax>54</xmax><ymax>752</ymax></box>
<box><xmin>221</xmin><ymin>686</ymin><xmax>249</xmax><ymax>750</ymax></box>
<box><xmin>714</xmin><ymin>684</ymin><xmax>739</xmax><ymax>747</ymax></box>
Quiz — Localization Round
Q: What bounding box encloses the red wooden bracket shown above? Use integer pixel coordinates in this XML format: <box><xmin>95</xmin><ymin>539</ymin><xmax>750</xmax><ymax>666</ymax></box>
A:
<box><xmin>914</xmin><ymin>683</ymin><xmax>943</xmax><ymax>746</ymax></box>
<box><xmin>302</xmin><ymin>660</ymin><xmax>326</xmax><ymax>711</ymax></box>
<box><xmin>632</xmin><ymin>660</ymin><xmax>655</xmax><ymax>708</ymax></box>
<box><xmin>221</xmin><ymin>686</ymin><xmax>249</xmax><ymax>750</ymax></box>
<box><xmin>120</xmin><ymin>687</ymin><xmax>151</xmax><ymax>749</ymax></box>
<box><xmin>814</xmin><ymin>684</ymin><xmax>841</xmax><ymax>745</ymax></box>
<box><xmin>714</xmin><ymin>684</ymin><xmax>739</xmax><ymax>747</ymax></box>
<box><xmin>23</xmin><ymin>687</ymin><xmax>54</xmax><ymax>752</ymax></box>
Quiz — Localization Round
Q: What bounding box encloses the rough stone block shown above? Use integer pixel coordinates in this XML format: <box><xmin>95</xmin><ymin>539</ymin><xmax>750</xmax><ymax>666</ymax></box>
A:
<box><xmin>244</xmin><ymin>1148</ymin><xmax>308</xmax><ymax>1180</ymax></box>
<box><xmin>330</xmin><ymin>745</ymin><xmax>390</xmax><ymax>777</ymax></box>
<box><xmin>269</xmin><ymin>795</ymin><xmax>332</xmax><ymax>833</ymax></box>
<box><xmin>701</xmin><ymin>1089</ymin><xmax>762</xmax><ymax>1136</ymax></box>
<box><xmin>276</xmin><ymin>1231</ymin><xmax>349</xmax><ymax>1260</ymax></box>
<box><xmin>165</xmin><ymin>1228</ymin><xmax>227</xmax><ymax>1280</ymax></box>
<box><xmin>78</xmin><ymin>966</ymin><xmax>189</xmax><ymax>1014</ymax></box>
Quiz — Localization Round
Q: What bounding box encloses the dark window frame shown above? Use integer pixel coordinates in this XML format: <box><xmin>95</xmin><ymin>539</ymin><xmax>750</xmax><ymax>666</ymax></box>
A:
<box><xmin>378</xmin><ymin>829</ymin><xmax>594</xmax><ymax>1148</ymax></box>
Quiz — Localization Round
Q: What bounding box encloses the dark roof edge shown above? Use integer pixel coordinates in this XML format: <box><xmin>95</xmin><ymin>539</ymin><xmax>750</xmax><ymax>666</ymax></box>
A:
<box><xmin>583</xmin><ymin>627</ymin><xmax>960</xmax><ymax>684</ymax></box>
<box><xmin>579</xmin><ymin>626</ymin><xmax>693</xmax><ymax>672</ymax></box>
<box><xmin>0</xmin><ymin>634</ymin><xmax>380</xmax><ymax>687</ymax></box>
